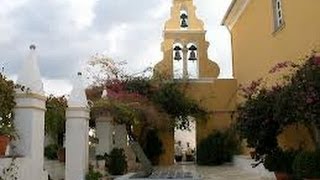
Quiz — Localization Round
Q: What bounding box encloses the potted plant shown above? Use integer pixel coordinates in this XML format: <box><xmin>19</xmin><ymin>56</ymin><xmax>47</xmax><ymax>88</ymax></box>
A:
<box><xmin>263</xmin><ymin>149</ymin><xmax>297</xmax><ymax>180</ymax></box>
<box><xmin>293</xmin><ymin>150</ymin><xmax>320</xmax><ymax>180</ymax></box>
<box><xmin>96</xmin><ymin>153</ymin><xmax>108</xmax><ymax>171</ymax></box>
<box><xmin>0</xmin><ymin>73</ymin><xmax>16</xmax><ymax>156</ymax></box>
<box><xmin>108</xmin><ymin>148</ymin><xmax>127</xmax><ymax>175</ymax></box>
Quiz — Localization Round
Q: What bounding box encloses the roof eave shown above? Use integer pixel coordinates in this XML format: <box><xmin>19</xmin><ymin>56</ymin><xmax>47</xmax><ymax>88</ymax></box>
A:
<box><xmin>221</xmin><ymin>0</ymin><xmax>251</xmax><ymax>30</ymax></box>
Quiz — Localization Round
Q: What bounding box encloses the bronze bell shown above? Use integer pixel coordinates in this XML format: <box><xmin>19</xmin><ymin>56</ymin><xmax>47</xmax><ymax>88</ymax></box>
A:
<box><xmin>180</xmin><ymin>13</ymin><xmax>188</xmax><ymax>28</ymax></box>
<box><xmin>174</xmin><ymin>51</ymin><xmax>182</xmax><ymax>61</ymax></box>
<box><xmin>188</xmin><ymin>45</ymin><xmax>197</xmax><ymax>61</ymax></box>
<box><xmin>174</xmin><ymin>46</ymin><xmax>182</xmax><ymax>61</ymax></box>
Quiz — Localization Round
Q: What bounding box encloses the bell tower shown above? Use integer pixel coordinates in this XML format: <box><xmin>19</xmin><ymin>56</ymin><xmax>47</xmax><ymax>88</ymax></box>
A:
<box><xmin>154</xmin><ymin>0</ymin><xmax>220</xmax><ymax>80</ymax></box>
<box><xmin>152</xmin><ymin>0</ymin><xmax>237</xmax><ymax>166</ymax></box>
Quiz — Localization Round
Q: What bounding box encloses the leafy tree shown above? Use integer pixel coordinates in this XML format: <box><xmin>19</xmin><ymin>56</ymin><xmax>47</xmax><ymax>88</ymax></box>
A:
<box><xmin>45</xmin><ymin>95</ymin><xmax>67</xmax><ymax>147</ymax></box>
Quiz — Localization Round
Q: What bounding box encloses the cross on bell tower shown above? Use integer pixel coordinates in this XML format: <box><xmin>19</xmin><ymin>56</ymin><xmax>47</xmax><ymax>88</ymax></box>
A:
<box><xmin>154</xmin><ymin>0</ymin><xmax>220</xmax><ymax>80</ymax></box>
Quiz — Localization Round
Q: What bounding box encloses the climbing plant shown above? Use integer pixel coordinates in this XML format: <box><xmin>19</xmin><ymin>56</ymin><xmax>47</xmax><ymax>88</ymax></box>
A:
<box><xmin>87</xmin><ymin>55</ymin><xmax>207</xmax><ymax>132</ymax></box>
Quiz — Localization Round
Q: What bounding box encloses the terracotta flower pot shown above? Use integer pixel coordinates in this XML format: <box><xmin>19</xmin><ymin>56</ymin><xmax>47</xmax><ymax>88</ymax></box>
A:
<box><xmin>274</xmin><ymin>172</ymin><xmax>291</xmax><ymax>180</ymax></box>
<box><xmin>0</xmin><ymin>135</ymin><xmax>10</xmax><ymax>156</ymax></box>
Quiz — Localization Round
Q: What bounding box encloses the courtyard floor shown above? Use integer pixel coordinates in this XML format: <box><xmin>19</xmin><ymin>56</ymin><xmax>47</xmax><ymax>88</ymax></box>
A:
<box><xmin>152</xmin><ymin>160</ymin><xmax>275</xmax><ymax>180</ymax></box>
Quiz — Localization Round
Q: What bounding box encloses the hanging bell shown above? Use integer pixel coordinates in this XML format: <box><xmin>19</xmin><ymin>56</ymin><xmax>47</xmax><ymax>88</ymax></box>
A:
<box><xmin>189</xmin><ymin>51</ymin><xmax>197</xmax><ymax>61</ymax></box>
<box><xmin>174</xmin><ymin>51</ymin><xmax>182</xmax><ymax>61</ymax></box>
<box><xmin>188</xmin><ymin>45</ymin><xmax>197</xmax><ymax>61</ymax></box>
<box><xmin>180</xmin><ymin>13</ymin><xmax>188</xmax><ymax>28</ymax></box>
<box><xmin>173</xmin><ymin>46</ymin><xmax>182</xmax><ymax>61</ymax></box>
<box><xmin>181</xmin><ymin>18</ymin><xmax>188</xmax><ymax>28</ymax></box>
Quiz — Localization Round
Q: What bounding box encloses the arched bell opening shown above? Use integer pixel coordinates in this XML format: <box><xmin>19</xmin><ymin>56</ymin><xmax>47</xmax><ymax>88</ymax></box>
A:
<box><xmin>173</xmin><ymin>43</ymin><xmax>184</xmax><ymax>79</ymax></box>
<box><xmin>187</xmin><ymin>43</ymin><xmax>199</xmax><ymax>79</ymax></box>
<box><xmin>180</xmin><ymin>9</ymin><xmax>189</xmax><ymax>29</ymax></box>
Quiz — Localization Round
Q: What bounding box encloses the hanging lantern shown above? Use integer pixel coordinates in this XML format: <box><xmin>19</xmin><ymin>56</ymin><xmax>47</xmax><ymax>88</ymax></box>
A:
<box><xmin>180</xmin><ymin>13</ymin><xmax>188</xmax><ymax>28</ymax></box>
<box><xmin>188</xmin><ymin>45</ymin><xmax>197</xmax><ymax>61</ymax></box>
<box><xmin>173</xmin><ymin>46</ymin><xmax>182</xmax><ymax>61</ymax></box>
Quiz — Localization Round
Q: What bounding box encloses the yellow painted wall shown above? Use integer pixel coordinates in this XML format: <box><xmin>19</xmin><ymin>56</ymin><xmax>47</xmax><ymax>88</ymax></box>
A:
<box><xmin>232</xmin><ymin>0</ymin><xmax>320</xmax><ymax>84</ymax></box>
<box><xmin>230</xmin><ymin>0</ymin><xmax>320</xmax><ymax>150</ymax></box>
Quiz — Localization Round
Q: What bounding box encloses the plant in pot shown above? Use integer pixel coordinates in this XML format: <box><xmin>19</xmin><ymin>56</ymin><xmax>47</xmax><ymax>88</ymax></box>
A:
<box><xmin>263</xmin><ymin>148</ymin><xmax>297</xmax><ymax>180</ymax></box>
<box><xmin>0</xmin><ymin>73</ymin><xmax>16</xmax><ymax>156</ymax></box>
<box><xmin>108</xmin><ymin>148</ymin><xmax>127</xmax><ymax>175</ymax></box>
<box><xmin>293</xmin><ymin>150</ymin><xmax>320</xmax><ymax>180</ymax></box>
<box><xmin>96</xmin><ymin>153</ymin><xmax>108</xmax><ymax>171</ymax></box>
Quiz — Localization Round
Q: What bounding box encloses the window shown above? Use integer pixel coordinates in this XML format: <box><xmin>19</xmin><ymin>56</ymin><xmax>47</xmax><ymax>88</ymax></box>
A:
<box><xmin>273</xmin><ymin>0</ymin><xmax>284</xmax><ymax>31</ymax></box>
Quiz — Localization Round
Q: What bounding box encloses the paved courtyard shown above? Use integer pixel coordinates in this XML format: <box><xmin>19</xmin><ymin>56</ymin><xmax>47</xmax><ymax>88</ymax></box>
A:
<box><xmin>152</xmin><ymin>161</ymin><xmax>275</xmax><ymax>180</ymax></box>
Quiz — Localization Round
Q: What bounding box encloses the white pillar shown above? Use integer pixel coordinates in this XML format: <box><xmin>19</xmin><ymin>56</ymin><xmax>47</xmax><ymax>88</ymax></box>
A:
<box><xmin>66</xmin><ymin>72</ymin><xmax>90</xmax><ymax>180</ymax></box>
<box><xmin>14</xmin><ymin>94</ymin><xmax>47</xmax><ymax>179</ymax></box>
<box><xmin>114</xmin><ymin>124</ymin><xmax>127</xmax><ymax>149</ymax></box>
<box><xmin>13</xmin><ymin>45</ymin><xmax>47</xmax><ymax>180</ymax></box>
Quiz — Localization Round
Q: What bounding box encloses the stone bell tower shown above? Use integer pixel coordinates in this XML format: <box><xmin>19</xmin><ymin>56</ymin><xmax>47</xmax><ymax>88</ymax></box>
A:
<box><xmin>154</xmin><ymin>0</ymin><xmax>220</xmax><ymax>80</ymax></box>
<box><xmin>153</xmin><ymin>0</ymin><xmax>237</xmax><ymax>166</ymax></box>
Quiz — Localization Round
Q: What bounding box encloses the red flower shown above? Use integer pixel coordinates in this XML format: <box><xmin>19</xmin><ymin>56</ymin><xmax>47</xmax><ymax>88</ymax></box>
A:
<box><xmin>313</xmin><ymin>56</ymin><xmax>320</xmax><ymax>66</ymax></box>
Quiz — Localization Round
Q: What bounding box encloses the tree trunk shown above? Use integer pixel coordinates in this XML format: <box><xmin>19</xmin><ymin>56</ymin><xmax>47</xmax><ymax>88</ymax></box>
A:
<box><xmin>126</xmin><ymin>125</ymin><xmax>153</xmax><ymax>177</ymax></box>
<box><xmin>129</xmin><ymin>141</ymin><xmax>153</xmax><ymax>177</ymax></box>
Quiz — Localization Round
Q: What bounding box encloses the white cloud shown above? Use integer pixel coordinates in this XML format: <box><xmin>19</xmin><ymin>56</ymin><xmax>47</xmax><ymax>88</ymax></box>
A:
<box><xmin>1</xmin><ymin>0</ymin><xmax>233</xmax><ymax>95</ymax></box>
<box><xmin>67</xmin><ymin>0</ymin><xmax>98</xmax><ymax>30</ymax></box>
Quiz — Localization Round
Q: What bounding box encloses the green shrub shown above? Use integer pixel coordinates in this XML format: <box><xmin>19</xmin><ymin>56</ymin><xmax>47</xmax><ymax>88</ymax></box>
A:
<box><xmin>293</xmin><ymin>150</ymin><xmax>320</xmax><ymax>179</ymax></box>
<box><xmin>197</xmin><ymin>131</ymin><xmax>237</xmax><ymax>166</ymax></box>
<box><xmin>86</xmin><ymin>165</ymin><xmax>103</xmax><ymax>180</ymax></box>
<box><xmin>108</xmin><ymin>148</ymin><xmax>127</xmax><ymax>175</ymax></box>
<box><xmin>263</xmin><ymin>149</ymin><xmax>297</xmax><ymax>174</ymax></box>
<box><xmin>44</xmin><ymin>144</ymin><xmax>58</xmax><ymax>160</ymax></box>
<box><xmin>143</xmin><ymin>129</ymin><xmax>163</xmax><ymax>165</ymax></box>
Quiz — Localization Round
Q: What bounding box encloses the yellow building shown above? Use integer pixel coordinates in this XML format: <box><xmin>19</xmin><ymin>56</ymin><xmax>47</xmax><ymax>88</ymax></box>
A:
<box><xmin>154</xmin><ymin>0</ymin><xmax>237</xmax><ymax>165</ymax></box>
<box><xmin>222</xmin><ymin>0</ymin><xmax>320</xmax><ymax>150</ymax></box>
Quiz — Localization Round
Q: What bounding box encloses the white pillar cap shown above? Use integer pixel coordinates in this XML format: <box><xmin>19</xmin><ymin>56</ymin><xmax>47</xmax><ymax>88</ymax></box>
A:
<box><xmin>16</xmin><ymin>45</ymin><xmax>44</xmax><ymax>95</ymax></box>
<box><xmin>68</xmin><ymin>72</ymin><xmax>88</xmax><ymax>108</ymax></box>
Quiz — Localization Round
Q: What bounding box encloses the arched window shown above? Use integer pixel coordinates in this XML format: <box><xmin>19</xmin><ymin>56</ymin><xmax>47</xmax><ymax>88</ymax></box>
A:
<box><xmin>187</xmin><ymin>44</ymin><xmax>199</xmax><ymax>79</ymax></box>
<box><xmin>180</xmin><ymin>10</ymin><xmax>188</xmax><ymax>29</ymax></box>
<box><xmin>173</xmin><ymin>43</ymin><xmax>183</xmax><ymax>79</ymax></box>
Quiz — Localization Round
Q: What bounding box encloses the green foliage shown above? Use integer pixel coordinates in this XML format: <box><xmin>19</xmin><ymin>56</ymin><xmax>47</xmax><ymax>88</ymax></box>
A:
<box><xmin>197</xmin><ymin>131</ymin><xmax>237</xmax><ymax>166</ymax></box>
<box><xmin>86</xmin><ymin>165</ymin><xmax>103</xmax><ymax>180</ymax></box>
<box><xmin>44</xmin><ymin>144</ymin><xmax>59</xmax><ymax>160</ymax></box>
<box><xmin>45</xmin><ymin>96</ymin><xmax>67</xmax><ymax>146</ymax></box>
<box><xmin>108</xmin><ymin>148</ymin><xmax>127</xmax><ymax>175</ymax></box>
<box><xmin>142</xmin><ymin>129</ymin><xmax>164</xmax><ymax>165</ymax></box>
<box><xmin>293</xmin><ymin>150</ymin><xmax>320</xmax><ymax>179</ymax></box>
<box><xmin>0</xmin><ymin>74</ymin><xmax>16</xmax><ymax>139</ymax></box>
<box><xmin>152</xmin><ymin>83</ymin><xmax>207</xmax><ymax>130</ymax></box>
<box><xmin>263</xmin><ymin>149</ymin><xmax>298</xmax><ymax>174</ymax></box>
<box><xmin>124</xmin><ymin>77</ymin><xmax>152</xmax><ymax>96</ymax></box>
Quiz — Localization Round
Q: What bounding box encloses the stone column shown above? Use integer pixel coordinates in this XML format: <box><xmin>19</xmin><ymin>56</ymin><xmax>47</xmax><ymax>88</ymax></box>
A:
<box><xmin>66</xmin><ymin>72</ymin><xmax>90</xmax><ymax>180</ymax></box>
<box><xmin>182</xmin><ymin>45</ymin><xmax>188</xmax><ymax>79</ymax></box>
<box><xmin>13</xmin><ymin>45</ymin><xmax>47</xmax><ymax>180</ymax></box>
<box><xmin>95</xmin><ymin>115</ymin><xmax>113</xmax><ymax>155</ymax></box>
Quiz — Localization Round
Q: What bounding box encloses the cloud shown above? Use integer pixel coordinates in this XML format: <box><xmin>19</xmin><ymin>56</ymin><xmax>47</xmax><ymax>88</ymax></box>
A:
<box><xmin>0</xmin><ymin>0</ymin><xmax>233</xmax><ymax>95</ymax></box>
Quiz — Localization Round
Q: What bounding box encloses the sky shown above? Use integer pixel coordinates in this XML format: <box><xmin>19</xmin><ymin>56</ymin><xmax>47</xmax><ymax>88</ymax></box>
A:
<box><xmin>0</xmin><ymin>0</ymin><xmax>232</xmax><ymax>96</ymax></box>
